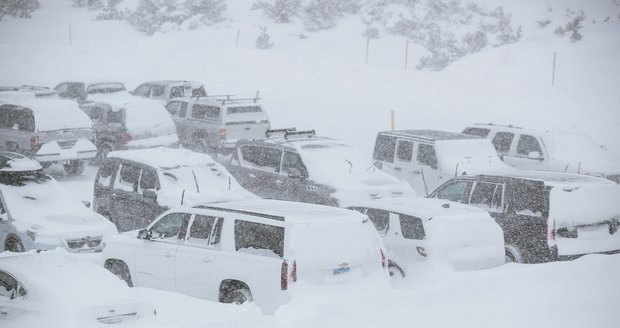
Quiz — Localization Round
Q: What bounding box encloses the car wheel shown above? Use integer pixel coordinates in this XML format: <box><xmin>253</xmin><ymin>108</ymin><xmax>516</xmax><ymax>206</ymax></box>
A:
<box><xmin>105</xmin><ymin>260</ymin><xmax>133</xmax><ymax>287</ymax></box>
<box><xmin>388</xmin><ymin>261</ymin><xmax>406</xmax><ymax>279</ymax></box>
<box><xmin>229</xmin><ymin>288</ymin><xmax>253</xmax><ymax>305</ymax></box>
<box><xmin>4</xmin><ymin>235</ymin><xmax>25</xmax><ymax>252</ymax></box>
<box><xmin>505</xmin><ymin>246</ymin><xmax>523</xmax><ymax>263</ymax></box>
<box><xmin>63</xmin><ymin>160</ymin><xmax>85</xmax><ymax>175</ymax></box>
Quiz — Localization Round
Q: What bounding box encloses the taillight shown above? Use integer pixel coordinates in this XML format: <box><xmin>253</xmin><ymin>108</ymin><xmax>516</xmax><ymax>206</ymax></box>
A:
<box><xmin>122</xmin><ymin>132</ymin><xmax>132</xmax><ymax>144</ymax></box>
<box><xmin>380</xmin><ymin>249</ymin><xmax>387</xmax><ymax>269</ymax></box>
<box><xmin>281</xmin><ymin>260</ymin><xmax>288</xmax><ymax>290</ymax></box>
<box><xmin>31</xmin><ymin>136</ymin><xmax>39</xmax><ymax>151</ymax></box>
<box><xmin>291</xmin><ymin>260</ymin><xmax>297</xmax><ymax>283</ymax></box>
<box><xmin>546</xmin><ymin>218</ymin><xmax>556</xmax><ymax>246</ymax></box>
<box><xmin>219</xmin><ymin>128</ymin><xmax>226</xmax><ymax>140</ymax></box>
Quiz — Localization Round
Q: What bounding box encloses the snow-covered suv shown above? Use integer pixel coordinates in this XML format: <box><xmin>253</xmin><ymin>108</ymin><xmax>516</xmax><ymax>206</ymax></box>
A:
<box><xmin>101</xmin><ymin>199</ymin><xmax>388</xmax><ymax>314</ymax></box>
<box><xmin>132</xmin><ymin>80</ymin><xmax>207</xmax><ymax>104</ymax></box>
<box><xmin>0</xmin><ymin>152</ymin><xmax>117</xmax><ymax>252</ymax></box>
<box><xmin>227</xmin><ymin>129</ymin><xmax>414</xmax><ymax>207</ymax></box>
<box><xmin>462</xmin><ymin>123</ymin><xmax>620</xmax><ymax>184</ymax></box>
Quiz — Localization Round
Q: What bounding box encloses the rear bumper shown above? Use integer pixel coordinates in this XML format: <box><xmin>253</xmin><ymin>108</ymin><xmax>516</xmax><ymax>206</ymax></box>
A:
<box><xmin>35</xmin><ymin>138</ymin><xmax>98</xmax><ymax>162</ymax></box>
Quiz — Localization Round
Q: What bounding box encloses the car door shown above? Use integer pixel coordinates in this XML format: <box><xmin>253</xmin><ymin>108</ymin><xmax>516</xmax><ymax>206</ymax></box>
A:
<box><xmin>0</xmin><ymin>270</ymin><xmax>31</xmax><ymax>320</ymax></box>
<box><xmin>111</xmin><ymin>161</ymin><xmax>147</xmax><ymax>232</ymax></box>
<box><xmin>372</xmin><ymin>134</ymin><xmax>398</xmax><ymax>177</ymax></box>
<box><xmin>391</xmin><ymin>139</ymin><xmax>420</xmax><ymax>192</ymax></box>
<box><xmin>93</xmin><ymin>158</ymin><xmax>118</xmax><ymax>218</ymax></box>
<box><xmin>277</xmin><ymin>151</ymin><xmax>312</xmax><ymax>202</ymax></box>
<box><xmin>232</xmin><ymin>145</ymin><xmax>282</xmax><ymax>198</ymax></box>
<box><xmin>165</xmin><ymin>100</ymin><xmax>188</xmax><ymax>142</ymax></box>
<box><xmin>430</xmin><ymin>179</ymin><xmax>473</xmax><ymax>203</ymax></box>
<box><xmin>134</xmin><ymin>212</ymin><xmax>190</xmax><ymax>290</ymax></box>
<box><xmin>139</xmin><ymin>166</ymin><xmax>165</xmax><ymax>226</ymax></box>
<box><xmin>103</xmin><ymin>108</ymin><xmax>125</xmax><ymax>150</ymax></box>
<box><xmin>175</xmin><ymin>215</ymin><xmax>223</xmax><ymax>298</ymax></box>
<box><xmin>390</xmin><ymin>212</ymin><xmax>427</xmax><ymax>264</ymax></box>
<box><xmin>133</xmin><ymin>84</ymin><xmax>151</xmax><ymax>98</ymax></box>
<box><xmin>415</xmin><ymin>143</ymin><xmax>441</xmax><ymax>195</ymax></box>
<box><xmin>503</xmin><ymin>133</ymin><xmax>547</xmax><ymax>170</ymax></box>
<box><xmin>0</xmin><ymin>105</ymin><xmax>34</xmax><ymax>153</ymax></box>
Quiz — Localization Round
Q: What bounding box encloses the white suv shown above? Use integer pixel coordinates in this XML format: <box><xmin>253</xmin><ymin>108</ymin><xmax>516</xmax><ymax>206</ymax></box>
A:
<box><xmin>101</xmin><ymin>199</ymin><xmax>388</xmax><ymax>313</ymax></box>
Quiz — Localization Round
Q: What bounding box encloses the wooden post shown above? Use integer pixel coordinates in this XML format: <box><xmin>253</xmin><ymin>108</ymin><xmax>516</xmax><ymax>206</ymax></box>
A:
<box><xmin>235</xmin><ymin>29</ymin><xmax>240</xmax><ymax>47</ymax></box>
<box><xmin>390</xmin><ymin>110</ymin><xmax>395</xmax><ymax>131</ymax></box>
<box><xmin>404</xmin><ymin>40</ymin><xmax>409</xmax><ymax>69</ymax></box>
<box><xmin>552</xmin><ymin>51</ymin><xmax>556</xmax><ymax>87</ymax></box>
<box><xmin>69</xmin><ymin>24</ymin><xmax>72</xmax><ymax>47</ymax></box>
<box><xmin>365</xmin><ymin>37</ymin><xmax>370</xmax><ymax>64</ymax></box>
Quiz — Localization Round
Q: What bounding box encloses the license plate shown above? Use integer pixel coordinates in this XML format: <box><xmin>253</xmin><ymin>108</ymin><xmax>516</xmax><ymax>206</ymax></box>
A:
<box><xmin>333</xmin><ymin>267</ymin><xmax>350</xmax><ymax>275</ymax></box>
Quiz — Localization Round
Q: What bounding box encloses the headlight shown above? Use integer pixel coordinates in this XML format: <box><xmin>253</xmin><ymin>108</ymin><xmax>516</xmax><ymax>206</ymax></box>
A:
<box><xmin>26</xmin><ymin>229</ymin><xmax>37</xmax><ymax>241</ymax></box>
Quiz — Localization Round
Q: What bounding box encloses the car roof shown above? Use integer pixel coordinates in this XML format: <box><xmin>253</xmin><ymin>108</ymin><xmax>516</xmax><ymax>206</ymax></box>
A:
<box><xmin>454</xmin><ymin>171</ymin><xmax>614</xmax><ymax>187</ymax></box>
<box><xmin>143</xmin><ymin>80</ymin><xmax>203</xmax><ymax>87</ymax></box>
<box><xmin>465</xmin><ymin>123</ymin><xmax>548</xmax><ymax>136</ymax></box>
<box><xmin>191</xmin><ymin>199</ymin><xmax>366</xmax><ymax>224</ymax></box>
<box><xmin>0</xmin><ymin>152</ymin><xmax>42</xmax><ymax>172</ymax></box>
<box><xmin>238</xmin><ymin>133</ymin><xmax>346</xmax><ymax>152</ymax></box>
<box><xmin>108</xmin><ymin>147</ymin><xmax>216</xmax><ymax>169</ymax></box>
<box><xmin>349</xmin><ymin>197</ymin><xmax>487</xmax><ymax>219</ymax></box>
<box><xmin>379</xmin><ymin>129</ymin><xmax>482</xmax><ymax>142</ymax></box>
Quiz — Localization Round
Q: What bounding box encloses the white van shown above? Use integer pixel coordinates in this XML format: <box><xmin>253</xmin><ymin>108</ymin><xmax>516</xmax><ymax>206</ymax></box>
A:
<box><xmin>101</xmin><ymin>199</ymin><xmax>388</xmax><ymax>313</ymax></box>
<box><xmin>372</xmin><ymin>130</ymin><xmax>512</xmax><ymax>195</ymax></box>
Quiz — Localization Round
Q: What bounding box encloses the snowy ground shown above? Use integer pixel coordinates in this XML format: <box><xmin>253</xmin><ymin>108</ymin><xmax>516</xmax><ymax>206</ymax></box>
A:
<box><xmin>1</xmin><ymin>0</ymin><xmax>620</xmax><ymax>327</ymax></box>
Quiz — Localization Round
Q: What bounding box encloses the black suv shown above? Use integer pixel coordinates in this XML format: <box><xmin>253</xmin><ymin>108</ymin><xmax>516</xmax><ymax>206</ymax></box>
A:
<box><xmin>429</xmin><ymin>172</ymin><xmax>620</xmax><ymax>263</ymax></box>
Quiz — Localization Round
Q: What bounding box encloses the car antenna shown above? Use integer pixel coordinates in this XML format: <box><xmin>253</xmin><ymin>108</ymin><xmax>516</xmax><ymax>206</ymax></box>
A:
<box><xmin>192</xmin><ymin>169</ymin><xmax>200</xmax><ymax>193</ymax></box>
<box><xmin>420</xmin><ymin>168</ymin><xmax>429</xmax><ymax>196</ymax></box>
<box><xmin>345</xmin><ymin>159</ymin><xmax>353</xmax><ymax>173</ymax></box>
<box><xmin>181</xmin><ymin>189</ymin><xmax>185</xmax><ymax>205</ymax></box>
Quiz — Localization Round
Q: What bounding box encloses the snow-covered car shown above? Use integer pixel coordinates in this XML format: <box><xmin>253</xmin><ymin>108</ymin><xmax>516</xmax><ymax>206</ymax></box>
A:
<box><xmin>0</xmin><ymin>85</ymin><xmax>58</xmax><ymax>99</ymax></box>
<box><xmin>0</xmin><ymin>152</ymin><xmax>117</xmax><ymax>252</ymax></box>
<box><xmin>54</xmin><ymin>81</ymin><xmax>127</xmax><ymax>104</ymax></box>
<box><xmin>429</xmin><ymin>172</ymin><xmax>620</xmax><ymax>263</ymax></box>
<box><xmin>0</xmin><ymin>97</ymin><xmax>97</xmax><ymax>175</ymax></box>
<box><xmin>227</xmin><ymin>129</ymin><xmax>414</xmax><ymax>207</ymax></box>
<box><xmin>166</xmin><ymin>96</ymin><xmax>270</xmax><ymax>154</ymax></box>
<box><xmin>348</xmin><ymin>197</ymin><xmax>505</xmax><ymax>275</ymax></box>
<box><xmin>101</xmin><ymin>199</ymin><xmax>388</xmax><ymax>314</ymax></box>
<box><xmin>94</xmin><ymin>147</ymin><xmax>255</xmax><ymax>232</ymax></box>
<box><xmin>372</xmin><ymin>129</ymin><xmax>513</xmax><ymax>196</ymax></box>
<box><xmin>132</xmin><ymin>80</ymin><xmax>207</xmax><ymax>104</ymax></box>
<box><xmin>0</xmin><ymin>251</ymin><xmax>157</xmax><ymax>327</ymax></box>
<box><xmin>462</xmin><ymin>123</ymin><xmax>620</xmax><ymax>184</ymax></box>
<box><xmin>79</xmin><ymin>93</ymin><xmax>179</xmax><ymax>160</ymax></box>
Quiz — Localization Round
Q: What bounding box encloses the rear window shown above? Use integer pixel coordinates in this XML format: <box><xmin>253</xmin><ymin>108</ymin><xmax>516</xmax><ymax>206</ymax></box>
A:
<box><xmin>492</xmin><ymin>132</ymin><xmax>514</xmax><ymax>154</ymax></box>
<box><xmin>399</xmin><ymin>214</ymin><xmax>425</xmax><ymax>240</ymax></box>
<box><xmin>373</xmin><ymin>134</ymin><xmax>396</xmax><ymax>162</ymax></box>
<box><xmin>462</xmin><ymin>127</ymin><xmax>490</xmax><ymax>137</ymax></box>
<box><xmin>227</xmin><ymin>106</ymin><xmax>262</xmax><ymax>114</ymax></box>
<box><xmin>0</xmin><ymin>105</ymin><xmax>35</xmax><ymax>132</ymax></box>
<box><xmin>192</xmin><ymin>104</ymin><xmax>220</xmax><ymax>120</ymax></box>
<box><xmin>235</xmin><ymin>220</ymin><xmax>284</xmax><ymax>258</ymax></box>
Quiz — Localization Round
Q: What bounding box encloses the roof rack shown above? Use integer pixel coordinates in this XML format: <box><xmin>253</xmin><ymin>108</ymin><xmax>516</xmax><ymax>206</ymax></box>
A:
<box><xmin>265</xmin><ymin>128</ymin><xmax>296</xmax><ymax>138</ymax></box>
<box><xmin>474</xmin><ymin>123</ymin><xmax>523</xmax><ymax>129</ymax></box>
<box><xmin>284</xmin><ymin>129</ymin><xmax>316</xmax><ymax>140</ymax></box>
<box><xmin>192</xmin><ymin>205</ymin><xmax>285</xmax><ymax>221</ymax></box>
<box><xmin>214</xmin><ymin>97</ymin><xmax>261</xmax><ymax>104</ymax></box>
<box><xmin>193</xmin><ymin>94</ymin><xmax>236</xmax><ymax>101</ymax></box>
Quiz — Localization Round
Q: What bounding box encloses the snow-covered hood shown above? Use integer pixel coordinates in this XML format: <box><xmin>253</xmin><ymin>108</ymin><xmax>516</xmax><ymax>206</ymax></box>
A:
<box><xmin>435</xmin><ymin>139</ymin><xmax>514</xmax><ymax>175</ymax></box>
<box><xmin>10</xmin><ymin>98</ymin><xmax>93</xmax><ymax>131</ymax></box>
<box><xmin>550</xmin><ymin>130</ymin><xmax>620</xmax><ymax>176</ymax></box>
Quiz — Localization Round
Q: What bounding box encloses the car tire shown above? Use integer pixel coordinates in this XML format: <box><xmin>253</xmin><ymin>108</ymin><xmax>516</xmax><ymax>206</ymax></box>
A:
<box><xmin>4</xmin><ymin>235</ymin><xmax>25</xmax><ymax>252</ymax></box>
<box><xmin>505</xmin><ymin>245</ymin><xmax>523</xmax><ymax>263</ymax></box>
<box><xmin>229</xmin><ymin>288</ymin><xmax>253</xmax><ymax>305</ymax></box>
<box><xmin>63</xmin><ymin>160</ymin><xmax>85</xmax><ymax>176</ymax></box>
<box><xmin>105</xmin><ymin>260</ymin><xmax>133</xmax><ymax>287</ymax></box>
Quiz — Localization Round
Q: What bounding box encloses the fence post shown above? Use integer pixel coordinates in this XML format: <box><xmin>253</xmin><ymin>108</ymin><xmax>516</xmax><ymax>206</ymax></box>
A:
<box><xmin>390</xmin><ymin>110</ymin><xmax>395</xmax><ymax>131</ymax></box>
<box><xmin>69</xmin><ymin>24</ymin><xmax>72</xmax><ymax>47</ymax></box>
<box><xmin>235</xmin><ymin>29</ymin><xmax>240</xmax><ymax>47</ymax></box>
<box><xmin>552</xmin><ymin>51</ymin><xmax>556</xmax><ymax>87</ymax></box>
<box><xmin>404</xmin><ymin>40</ymin><xmax>409</xmax><ymax>69</ymax></box>
<box><xmin>365</xmin><ymin>37</ymin><xmax>370</xmax><ymax>64</ymax></box>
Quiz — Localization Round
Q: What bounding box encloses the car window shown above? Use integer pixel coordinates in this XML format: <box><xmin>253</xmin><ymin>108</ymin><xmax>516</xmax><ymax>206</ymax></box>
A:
<box><xmin>54</xmin><ymin>83</ymin><xmax>69</xmax><ymax>93</ymax></box>
<box><xmin>396</xmin><ymin>140</ymin><xmax>413</xmax><ymax>162</ymax></box>
<box><xmin>462</xmin><ymin>127</ymin><xmax>490</xmax><ymax>137</ymax></box>
<box><xmin>491</xmin><ymin>184</ymin><xmax>504</xmax><ymax>212</ymax></box>
<box><xmin>166</xmin><ymin>101</ymin><xmax>180</xmax><ymax>116</ymax></box>
<box><xmin>140</xmin><ymin>167</ymin><xmax>158</xmax><ymax>190</ymax></box>
<box><xmin>511</xmin><ymin>182</ymin><xmax>548</xmax><ymax>217</ymax></box>
<box><xmin>134</xmin><ymin>84</ymin><xmax>151</xmax><ymax>97</ymax></box>
<box><xmin>492</xmin><ymin>132</ymin><xmax>514</xmax><ymax>154</ymax></box>
<box><xmin>516</xmin><ymin>134</ymin><xmax>542</xmax><ymax>156</ymax></box>
<box><xmin>191</xmin><ymin>104</ymin><xmax>220</xmax><ymax>120</ymax></box>
<box><xmin>280</xmin><ymin>151</ymin><xmax>307</xmax><ymax>177</ymax></box>
<box><xmin>179</xmin><ymin>102</ymin><xmax>188</xmax><ymax>118</ymax></box>
<box><xmin>170</xmin><ymin>86</ymin><xmax>184</xmax><ymax>98</ymax></box>
<box><xmin>434</xmin><ymin>180</ymin><xmax>471</xmax><ymax>203</ymax></box>
<box><xmin>373</xmin><ymin>134</ymin><xmax>396</xmax><ymax>163</ymax></box>
<box><xmin>187</xmin><ymin>215</ymin><xmax>223</xmax><ymax>247</ymax></box>
<box><xmin>399</xmin><ymin>214</ymin><xmax>425</xmax><ymax>240</ymax></box>
<box><xmin>235</xmin><ymin>220</ymin><xmax>284</xmax><ymax>258</ymax></box>
<box><xmin>0</xmin><ymin>270</ymin><xmax>26</xmax><ymax>300</ymax></box>
<box><xmin>88</xmin><ymin>106</ymin><xmax>105</xmax><ymax>123</ymax></box>
<box><xmin>365</xmin><ymin>208</ymin><xmax>389</xmax><ymax>235</ymax></box>
<box><xmin>0</xmin><ymin>106</ymin><xmax>35</xmax><ymax>132</ymax></box>
<box><xmin>0</xmin><ymin>197</ymin><xmax>5</xmax><ymax>215</ymax></box>
<box><xmin>417</xmin><ymin>144</ymin><xmax>437</xmax><ymax>168</ymax></box>
<box><xmin>240</xmin><ymin>145</ymin><xmax>282</xmax><ymax>173</ymax></box>
<box><xmin>116</xmin><ymin>163</ymin><xmax>141</xmax><ymax>192</ymax></box>
<box><xmin>106</xmin><ymin>110</ymin><xmax>123</xmax><ymax>125</ymax></box>
<box><xmin>469</xmin><ymin>182</ymin><xmax>501</xmax><ymax>210</ymax></box>
<box><xmin>96</xmin><ymin>160</ymin><xmax>116</xmax><ymax>187</ymax></box>
<box><xmin>150</xmin><ymin>212</ymin><xmax>191</xmax><ymax>240</ymax></box>
<box><xmin>151</xmin><ymin>85</ymin><xmax>165</xmax><ymax>97</ymax></box>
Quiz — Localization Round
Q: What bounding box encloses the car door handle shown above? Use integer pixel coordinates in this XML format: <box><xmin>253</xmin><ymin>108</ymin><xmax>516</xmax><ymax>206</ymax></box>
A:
<box><xmin>164</xmin><ymin>250</ymin><xmax>174</xmax><ymax>258</ymax></box>
<box><xmin>394</xmin><ymin>167</ymin><xmax>402</xmax><ymax>171</ymax></box>
<box><xmin>202</xmin><ymin>256</ymin><xmax>213</xmax><ymax>263</ymax></box>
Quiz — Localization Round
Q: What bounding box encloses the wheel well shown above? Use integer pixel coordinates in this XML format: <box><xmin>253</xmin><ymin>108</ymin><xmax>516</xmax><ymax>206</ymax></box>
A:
<box><xmin>505</xmin><ymin>245</ymin><xmax>523</xmax><ymax>262</ymax></box>
<box><xmin>388</xmin><ymin>260</ymin><xmax>406</xmax><ymax>278</ymax></box>
<box><xmin>219</xmin><ymin>279</ymin><xmax>250</xmax><ymax>302</ymax></box>
<box><xmin>4</xmin><ymin>234</ymin><xmax>23</xmax><ymax>251</ymax></box>
<box><xmin>104</xmin><ymin>259</ymin><xmax>132</xmax><ymax>286</ymax></box>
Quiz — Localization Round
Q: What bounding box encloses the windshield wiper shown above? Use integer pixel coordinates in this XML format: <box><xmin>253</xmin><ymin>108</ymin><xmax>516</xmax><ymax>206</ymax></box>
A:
<box><xmin>192</xmin><ymin>169</ymin><xmax>200</xmax><ymax>194</ymax></box>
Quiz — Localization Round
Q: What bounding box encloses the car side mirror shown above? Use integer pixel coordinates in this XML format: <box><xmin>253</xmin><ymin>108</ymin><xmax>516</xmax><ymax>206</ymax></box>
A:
<box><xmin>82</xmin><ymin>201</ymin><xmax>91</xmax><ymax>208</ymax></box>
<box><xmin>143</xmin><ymin>189</ymin><xmax>157</xmax><ymax>200</ymax></box>
<box><xmin>527</xmin><ymin>151</ymin><xmax>543</xmax><ymax>160</ymax></box>
<box><xmin>287</xmin><ymin>167</ymin><xmax>305</xmax><ymax>179</ymax></box>
<box><xmin>0</xmin><ymin>212</ymin><xmax>8</xmax><ymax>222</ymax></box>
<box><xmin>137</xmin><ymin>229</ymin><xmax>150</xmax><ymax>240</ymax></box>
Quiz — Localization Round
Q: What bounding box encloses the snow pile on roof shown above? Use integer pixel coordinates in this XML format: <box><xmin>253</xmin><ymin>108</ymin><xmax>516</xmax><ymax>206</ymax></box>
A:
<box><xmin>2</xmin><ymin>98</ymin><xmax>92</xmax><ymax>131</ymax></box>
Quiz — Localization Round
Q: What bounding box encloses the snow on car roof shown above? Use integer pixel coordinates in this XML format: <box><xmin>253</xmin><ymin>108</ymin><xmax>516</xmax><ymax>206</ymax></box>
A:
<box><xmin>149</xmin><ymin>80</ymin><xmax>204</xmax><ymax>87</ymax></box>
<box><xmin>0</xmin><ymin>152</ymin><xmax>42</xmax><ymax>171</ymax></box>
<box><xmin>382</xmin><ymin>130</ymin><xmax>482</xmax><ymax>142</ymax></box>
<box><xmin>350</xmin><ymin>197</ymin><xmax>487</xmax><ymax>220</ymax></box>
<box><xmin>2</xmin><ymin>98</ymin><xmax>92</xmax><ymax>131</ymax></box>
<box><xmin>108</xmin><ymin>147</ymin><xmax>216</xmax><ymax>169</ymax></box>
<box><xmin>193</xmin><ymin>199</ymin><xmax>367</xmax><ymax>224</ymax></box>
<box><xmin>494</xmin><ymin>171</ymin><xmax>614</xmax><ymax>187</ymax></box>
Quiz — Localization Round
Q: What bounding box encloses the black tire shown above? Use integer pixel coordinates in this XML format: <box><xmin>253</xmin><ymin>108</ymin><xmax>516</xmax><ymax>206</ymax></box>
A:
<box><xmin>388</xmin><ymin>261</ymin><xmax>406</xmax><ymax>278</ymax></box>
<box><xmin>63</xmin><ymin>160</ymin><xmax>85</xmax><ymax>176</ymax></box>
<box><xmin>4</xmin><ymin>235</ymin><xmax>25</xmax><ymax>252</ymax></box>
<box><xmin>229</xmin><ymin>288</ymin><xmax>252</xmax><ymax>305</ymax></box>
<box><xmin>105</xmin><ymin>260</ymin><xmax>133</xmax><ymax>287</ymax></box>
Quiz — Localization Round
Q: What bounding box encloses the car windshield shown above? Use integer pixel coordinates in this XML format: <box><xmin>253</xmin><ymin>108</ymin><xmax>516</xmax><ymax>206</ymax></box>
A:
<box><xmin>87</xmin><ymin>83</ymin><xmax>125</xmax><ymax>94</ymax></box>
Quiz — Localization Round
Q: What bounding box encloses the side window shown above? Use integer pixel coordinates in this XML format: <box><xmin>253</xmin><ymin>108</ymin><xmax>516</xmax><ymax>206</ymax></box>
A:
<box><xmin>88</xmin><ymin>106</ymin><xmax>105</xmax><ymax>123</ymax></box>
<box><xmin>512</xmin><ymin>182</ymin><xmax>548</xmax><ymax>217</ymax></box>
<box><xmin>0</xmin><ymin>270</ymin><xmax>26</xmax><ymax>300</ymax></box>
<box><xmin>491</xmin><ymin>184</ymin><xmax>504</xmax><ymax>212</ymax></box>
<box><xmin>206</xmin><ymin>106</ymin><xmax>220</xmax><ymax>120</ymax></box>
<box><xmin>462</xmin><ymin>127</ymin><xmax>490</xmax><ymax>137</ymax></box>
<box><xmin>54</xmin><ymin>83</ymin><xmax>69</xmax><ymax>93</ymax></box>
<box><xmin>239</xmin><ymin>145</ymin><xmax>261</xmax><ymax>167</ymax></box>
<box><xmin>191</xmin><ymin>104</ymin><xmax>207</xmax><ymax>119</ymax></box>
<box><xmin>140</xmin><ymin>167</ymin><xmax>158</xmax><ymax>190</ymax></box>
<box><xmin>373</xmin><ymin>134</ymin><xmax>396</xmax><ymax>163</ymax></box>
<box><xmin>396</xmin><ymin>140</ymin><xmax>413</xmax><ymax>162</ymax></box>
<box><xmin>179</xmin><ymin>102</ymin><xmax>188</xmax><ymax>118</ymax></box>
<box><xmin>0</xmin><ymin>197</ymin><xmax>5</xmax><ymax>215</ymax></box>
<box><xmin>280</xmin><ymin>151</ymin><xmax>307</xmax><ymax>177</ymax></box>
<box><xmin>166</xmin><ymin>101</ymin><xmax>180</xmax><ymax>116</ymax></box>
<box><xmin>235</xmin><ymin>220</ymin><xmax>284</xmax><ymax>258</ymax></box>
<box><xmin>116</xmin><ymin>163</ymin><xmax>141</xmax><ymax>192</ymax></box>
<box><xmin>170</xmin><ymin>86</ymin><xmax>184</xmax><ymax>98</ymax></box>
<box><xmin>258</xmin><ymin>147</ymin><xmax>283</xmax><ymax>173</ymax></box>
<box><xmin>516</xmin><ymin>134</ymin><xmax>542</xmax><ymax>157</ymax></box>
<box><xmin>434</xmin><ymin>180</ymin><xmax>471</xmax><ymax>203</ymax></box>
<box><xmin>150</xmin><ymin>212</ymin><xmax>191</xmax><ymax>240</ymax></box>
<box><xmin>365</xmin><ymin>208</ymin><xmax>389</xmax><ymax>235</ymax></box>
<box><xmin>106</xmin><ymin>110</ymin><xmax>123</xmax><ymax>126</ymax></box>
<box><xmin>417</xmin><ymin>144</ymin><xmax>437</xmax><ymax>168</ymax></box>
<box><xmin>151</xmin><ymin>85</ymin><xmax>165</xmax><ymax>97</ymax></box>
<box><xmin>187</xmin><ymin>215</ymin><xmax>221</xmax><ymax>247</ymax></box>
<box><xmin>399</xmin><ymin>214</ymin><xmax>425</xmax><ymax>240</ymax></box>
<box><xmin>14</xmin><ymin>111</ymin><xmax>35</xmax><ymax>132</ymax></box>
<box><xmin>469</xmin><ymin>182</ymin><xmax>499</xmax><ymax>209</ymax></box>
<box><xmin>133</xmin><ymin>85</ymin><xmax>151</xmax><ymax>97</ymax></box>
<box><xmin>492</xmin><ymin>132</ymin><xmax>515</xmax><ymax>154</ymax></box>
<box><xmin>96</xmin><ymin>160</ymin><xmax>116</xmax><ymax>187</ymax></box>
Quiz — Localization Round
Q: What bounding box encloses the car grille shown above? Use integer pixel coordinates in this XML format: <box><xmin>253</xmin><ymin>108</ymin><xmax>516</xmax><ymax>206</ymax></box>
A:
<box><xmin>66</xmin><ymin>236</ymin><xmax>102</xmax><ymax>249</ymax></box>
<box><xmin>58</xmin><ymin>140</ymin><xmax>77</xmax><ymax>149</ymax></box>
